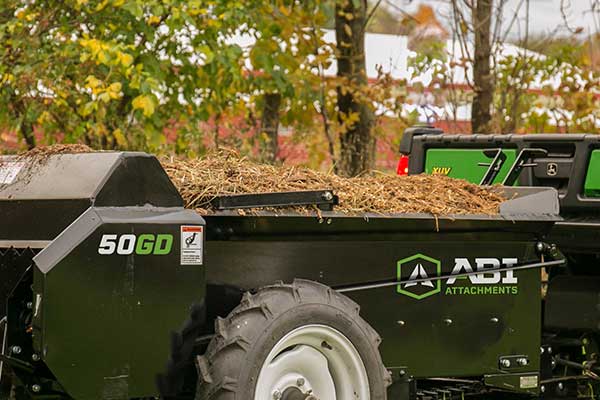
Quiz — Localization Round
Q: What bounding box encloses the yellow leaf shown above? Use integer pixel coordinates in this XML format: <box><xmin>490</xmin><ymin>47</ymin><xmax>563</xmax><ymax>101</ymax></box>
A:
<box><xmin>85</xmin><ymin>75</ymin><xmax>102</xmax><ymax>89</ymax></box>
<box><xmin>95</xmin><ymin>0</ymin><xmax>108</xmax><ymax>11</ymax></box>
<box><xmin>132</xmin><ymin>95</ymin><xmax>156</xmax><ymax>117</ymax></box>
<box><xmin>109</xmin><ymin>82</ymin><xmax>122</xmax><ymax>93</ymax></box>
<box><xmin>147</xmin><ymin>15</ymin><xmax>161</xmax><ymax>25</ymax></box>
<box><xmin>118</xmin><ymin>52</ymin><xmax>134</xmax><ymax>67</ymax></box>
<box><xmin>113</xmin><ymin>128</ymin><xmax>127</xmax><ymax>146</ymax></box>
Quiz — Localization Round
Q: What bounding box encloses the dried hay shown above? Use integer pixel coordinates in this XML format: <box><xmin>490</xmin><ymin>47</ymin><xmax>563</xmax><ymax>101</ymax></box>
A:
<box><xmin>20</xmin><ymin>144</ymin><xmax>94</xmax><ymax>158</ymax></box>
<box><xmin>162</xmin><ymin>150</ymin><xmax>505</xmax><ymax>216</ymax></box>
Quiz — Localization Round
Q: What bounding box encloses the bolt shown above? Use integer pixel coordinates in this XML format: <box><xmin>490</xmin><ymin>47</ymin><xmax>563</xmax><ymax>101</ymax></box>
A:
<box><xmin>548</xmin><ymin>347</ymin><xmax>552</xmax><ymax>354</ymax></box>
<box><xmin>322</xmin><ymin>192</ymin><xmax>333</xmax><ymax>201</ymax></box>
<box><xmin>399</xmin><ymin>370</ymin><xmax>406</xmax><ymax>376</ymax></box>
<box><xmin>541</xmin><ymin>347</ymin><xmax>545</xmax><ymax>354</ymax></box>
<box><xmin>11</xmin><ymin>346</ymin><xmax>21</xmax><ymax>355</ymax></box>
<box><xmin>296</xmin><ymin>378</ymin><xmax>305</xmax><ymax>387</ymax></box>
<box><xmin>583</xmin><ymin>338</ymin><xmax>589</xmax><ymax>345</ymax></box>
<box><xmin>31</xmin><ymin>354</ymin><xmax>40</xmax><ymax>362</ymax></box>
<box><xmin>490</xmin><ymin>317</ymin><xmax>499</xmax><ymax>323</ymax></box>
<box><xmin>273</xmin><ymin>390</ymin><xmax>282</xmax><ymax>400</ymax></box>
<box><xmin>517</xmin><ymin>357</ymin><xmax>528</xmax><ymax>366</ymax></box>
<box><xmin>536</xmin><ymin>242</ymin><xmax>545</xmax><ymax>253</ymax></box>
<box><xmin>500</xmin><ymin>359</ymin><xmax>511</xmax><ymax>368</ymax></box>
<box><xmin>31</xmin><ymin>385</ymin><xmax>41</xmax><ymax>393</ymax></box>
<box><xmin>541</xmin><ymin>385</ymin><xmax>546</xmax><ymax>393</ymax></box>
<box><xmin>551</xmin><ymin>359</ymin><xmax>556</xmax><ymax>368</ymax></box>
<box><xmin>558</xmin><ymin>382</ymin><xmax>564</xmax><ymax>391</ymax></box>
<box><xmin>443</xmin><ymin>318</ymin><xmax>453</xmax><ymax>326</ymax></box>
<box><xmin>397</xmin><ymin>320</ymin><xmax>406</xmax><ymax>326</ymax></box>
<box><xmin>26</xmin><ymin>302</ymin><xmax>33</xmax><ymax>309</ymax></box>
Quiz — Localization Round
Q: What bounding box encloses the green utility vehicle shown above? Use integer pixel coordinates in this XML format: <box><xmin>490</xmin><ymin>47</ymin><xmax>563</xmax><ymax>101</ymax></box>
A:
<box><xmin>403</xmin><ymin>127</ymin><xmax>600</xmax><ymax>399</ymax></box>
<box><xmin>0</xmin><ymin>150</ymin><xmax>568</xmax><ymax>400</ymax></box>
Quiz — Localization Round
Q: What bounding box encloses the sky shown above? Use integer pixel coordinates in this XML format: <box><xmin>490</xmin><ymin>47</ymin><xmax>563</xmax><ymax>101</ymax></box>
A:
<box><xmin>388</xmin><ymin>0</ymin><xmax>600</xmax><ymax>39</ymax></box>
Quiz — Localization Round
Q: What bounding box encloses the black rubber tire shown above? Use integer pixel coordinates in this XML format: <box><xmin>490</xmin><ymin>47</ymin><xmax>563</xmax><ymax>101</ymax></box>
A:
<box><xmin>195</xmin><ymin>279</ymin><xmax>390</xmax><ymax>400</ymax></box>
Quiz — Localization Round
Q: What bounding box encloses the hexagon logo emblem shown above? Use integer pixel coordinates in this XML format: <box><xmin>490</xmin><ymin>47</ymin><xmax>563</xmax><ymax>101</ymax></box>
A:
<box><xmin>397</xmin><ymin>253</ymin><xmax>441</xmax><ymax>300</ymax></box>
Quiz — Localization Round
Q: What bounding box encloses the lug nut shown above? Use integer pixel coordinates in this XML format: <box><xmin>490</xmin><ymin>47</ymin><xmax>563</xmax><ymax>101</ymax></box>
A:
<box><xmin>500</xmin><ymin>359</ymin><xmax>511</xmax><ymax>368</ymax></box>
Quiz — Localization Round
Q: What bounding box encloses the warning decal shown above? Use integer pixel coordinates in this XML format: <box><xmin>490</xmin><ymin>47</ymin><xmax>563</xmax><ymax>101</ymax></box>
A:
<box><xmin>180</xmin><ymin>225</ymin><xmax>203</xmax><ymax>265</ymax></box>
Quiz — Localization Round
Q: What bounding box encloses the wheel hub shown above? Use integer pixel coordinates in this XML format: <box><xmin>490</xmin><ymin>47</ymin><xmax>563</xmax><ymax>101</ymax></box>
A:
<box><xmin>255</xmin><ymin>324</ymin><xmax>370</xmax><ymax>400</ymax></box>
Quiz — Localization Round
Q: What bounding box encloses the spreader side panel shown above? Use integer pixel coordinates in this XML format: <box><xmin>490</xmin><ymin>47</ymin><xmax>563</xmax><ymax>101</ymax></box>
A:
<box><xmin>30</xmin><ymin>207</ymin><xmax>206</xmax><ymax>400</ymax></box>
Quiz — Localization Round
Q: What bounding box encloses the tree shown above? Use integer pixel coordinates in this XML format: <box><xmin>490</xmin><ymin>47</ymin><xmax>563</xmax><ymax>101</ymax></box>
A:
<box><xmin>472</xmin><ymin>0</ymin><xmax>494</xmax><ymax>133</ymax></box>
<box><xmin>335</xmin><ymin>0</ymin><xmax>374</xmax><ymax>177</ymax></box>
<box><xmin>0</xmin><ymin>0</ymin><xmax>328</xmax><ymax>157</ymax></box>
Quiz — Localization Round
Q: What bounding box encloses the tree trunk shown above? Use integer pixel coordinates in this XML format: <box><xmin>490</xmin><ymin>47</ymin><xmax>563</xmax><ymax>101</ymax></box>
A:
<box><xmin>260</xmin><ymin>92</ymin><xmax>281</xmax><ymax>163</ymax></box>
<box><xmin>471</xmin><ymin>0</ymin><xmax>494</xmax><ymax>134</ymax></box>
<box><xmin>335</xmin><ymin>0</ymin><xmax>374</xmax><ymax>177</ymax></box>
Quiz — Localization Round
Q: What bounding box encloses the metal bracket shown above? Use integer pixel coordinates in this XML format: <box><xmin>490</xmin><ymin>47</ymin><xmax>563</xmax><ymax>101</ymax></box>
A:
<box><xmin>212</xmin><ymin>190</ymin><xmax>339</xmax><ymax>211</ymax></box>
<box><xmin>478</xmin><ymin>148</ymin><xmax>508</xmax><ymax>185</ymax></box>
<box><xmin>499</xmin><ymin>354</ymin><xmax>530</xmax><ymax>370</ymax></box>
<box><xmin>502</xmin><ymin>148</ymin><xmax>549</xmax><ymax>186</ymax></box>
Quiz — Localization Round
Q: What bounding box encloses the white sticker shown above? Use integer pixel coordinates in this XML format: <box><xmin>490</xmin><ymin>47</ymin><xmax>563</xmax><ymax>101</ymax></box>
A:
<box><xmin>0</xmin><ymin>161</ymin><xmax>24</xmax><ymax>184</ymax></box>
<box><xmin>181</xmin><ymin>225</ymin><xmax>203</xmax><ymax>265</ymax></box>
<box><xmin>520</xmin><ymin>375</ymin><xmax>538</xmax><ymax>389</ymax></box>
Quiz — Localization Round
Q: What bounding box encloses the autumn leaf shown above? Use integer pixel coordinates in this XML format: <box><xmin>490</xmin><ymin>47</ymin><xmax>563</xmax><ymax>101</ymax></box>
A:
<box><xmin>132</xmin><ymin>94</ymin><xmax>156</xmax><ymax>117</ymax></box>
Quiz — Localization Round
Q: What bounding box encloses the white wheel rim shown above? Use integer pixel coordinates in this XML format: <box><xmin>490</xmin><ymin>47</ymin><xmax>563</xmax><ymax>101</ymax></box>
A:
<box><xmin>254</xmin><ymin>324</ymin><xmax>370</xmax><ymax>400</ymax></box>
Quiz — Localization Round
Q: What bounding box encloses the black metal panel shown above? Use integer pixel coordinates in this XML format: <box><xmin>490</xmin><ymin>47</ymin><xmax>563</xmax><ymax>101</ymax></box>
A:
<box><xmin>0</xmin><ymin>153</ymin><xmax>182</xmax><ymax>244</ymax></box>
<box><xmin>94</xmin><ymin>154</ymin><xmax>182</xmax><ymax>207</ymax></box>
<box><xmin>545</xmin><ymin>275</ymin><xmax>600</xmax><ymax>331</ymax></box>
<box><xmin>0</xmin><ymin>248</ymin><xmax>36</xmax><ymax>323</ymax></box>
<box><xmin>203</xmin><ymin>223</ymin><xmax>544</xmax><ymax>380</ymax></box>
<box><xmin>32</xmin><ymin>207</ymin><xmax>206</xmax><ymax>399</ymax></box>
<box><xmin>0</xmin><ymin>199</ymin><xmax>90</xmax><ymax>241</ymax></box>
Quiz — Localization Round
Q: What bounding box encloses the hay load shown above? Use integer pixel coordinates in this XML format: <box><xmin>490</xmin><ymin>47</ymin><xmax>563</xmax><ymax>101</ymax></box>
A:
<box><xmin>10</xmin><ymin>145</ymin><xmax>504</xmax><ymax>215</ymax></box>
<box><xmin>162</xmin><ymin>151</ymin><xmax>505</xmax><ymax>216</ymax></box>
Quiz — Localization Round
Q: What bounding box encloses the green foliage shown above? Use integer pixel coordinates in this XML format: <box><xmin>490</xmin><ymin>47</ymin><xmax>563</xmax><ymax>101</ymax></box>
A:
<box><xmin>0</xmin><ymin>0</ymin><xmax>331</xmax><ymax>154</ymax></box>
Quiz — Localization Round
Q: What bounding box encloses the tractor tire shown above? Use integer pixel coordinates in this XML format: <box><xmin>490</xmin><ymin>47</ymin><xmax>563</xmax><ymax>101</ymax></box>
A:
<box><xmin>195</xmin><ymin>279</ymin><xmax>390</xmax><ymax>400</ymax></box>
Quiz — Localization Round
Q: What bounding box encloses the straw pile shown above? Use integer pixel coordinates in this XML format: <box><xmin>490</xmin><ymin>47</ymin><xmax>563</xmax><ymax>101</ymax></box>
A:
<box><xmin>162</xmin><ymin>151</ymin><xmax>505</xmax><ymax>216</ymax></box>
<box><xmin>20</xmin><ymin>144</ymin><xmax>94</xmax><ymax>157</ymax></box>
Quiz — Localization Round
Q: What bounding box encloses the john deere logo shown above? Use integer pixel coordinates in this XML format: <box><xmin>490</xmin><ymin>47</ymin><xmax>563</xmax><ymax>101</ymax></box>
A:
<box><xmin>397</xmin><ymin>254</ymin><xmax>441</xmax><ymax>299</ymax></box>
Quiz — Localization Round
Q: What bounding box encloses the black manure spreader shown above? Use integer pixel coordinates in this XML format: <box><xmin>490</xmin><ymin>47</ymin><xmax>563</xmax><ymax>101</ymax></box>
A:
<box><xmin>0</xmin><ymin>150</ymin><xmax>574</xmax><ymax>400</ymax></box>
